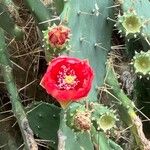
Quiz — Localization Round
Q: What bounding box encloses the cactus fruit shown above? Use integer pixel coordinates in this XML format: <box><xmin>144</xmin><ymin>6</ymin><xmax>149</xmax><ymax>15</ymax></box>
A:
<box><xmin>73</xmin><ymin>110</ymin><xmax>91</xmax><ymax>131</ymax></box>
<box><xmin>66</xmin><ymin>103</ymin><xmax>92</xmax><ymax>131</ymax></box>
<box><xmin>116</xmin><ymin>10</ymin><xmax>143</xmax><ymax>39</ymax></box>
<box><xmin>90</xmin><ymin>102</ymin><xmax>117</xmax><ymax>132</ymax></box>
<box><xmin>97</xmin><ymin>113</ymin><xmax>116</xmax><ymax>132</ymax></box>
<box><xmin>42</xmin><ymin>24</ymin><xmax>71</xmax><ymax>60</ymax></box>
<box><xmin>132</xmin><ymin>50</ymin><xmax>150</xmax><ymax>77</ymax></box>
<box><xmin>118</xmin><ymin>0</ymin><xmax>150</xmax><ymax>42</ymax></box>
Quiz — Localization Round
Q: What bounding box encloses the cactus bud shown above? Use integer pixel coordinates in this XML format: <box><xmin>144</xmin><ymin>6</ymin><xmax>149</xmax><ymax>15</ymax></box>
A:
<box><xmin>116</xmin><ymin>10</ymin><xmax>143</xmax><ymax>38</ymax></box>
<box><xmin>48</xmin><ymin>25</ymin><xmax>71</xmax><ymax>49</ymax></box>
<box><xmin>97</xmin><ymin>113</ymin><xmax>116</xmax><ymax>132</ymax></box>
<box><xmin>90</xmin><ymin>102</ymin><xmax>117</xmax><ymax>132</ymax></box>
<box><xmin>43</xmin><ymin>24</ymin><xmax>71</xmax><ymax>54</ymax></box>
<box><xmin>132</xmin><ymin>50</ymin><xmax>150</xmax><ymax>77</ymax></box>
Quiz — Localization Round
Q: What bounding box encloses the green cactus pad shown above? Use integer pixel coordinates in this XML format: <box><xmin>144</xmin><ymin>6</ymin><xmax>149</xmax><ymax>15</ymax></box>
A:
<box><xmin>91</xmin><ymin>128</ymin><xmax>123</xmax><ymax>150</ymax></box>
<box><xmin>132</xmin><ymin>50</ymin><xmax>150</xmax><ymax>76</ymax></box>
<box><xmin>0</xmin><ymin>3</ymin><xmax>24</xmax><ymax>40</ymax></box>
<box><xmin>59</xmin><ymin>110</ymin><xmax>94</xmax><ymax>150</ymax></box>
<box><xmin>27</xmin><ymin>102</ymin><xmax>61</xmax><ymax>148</ymax></box>
<box><xmin>23</xmin><ymin>0</ymin><xmax>51</xmax><ymax>30</ymax></box>
<box><xmin>60</xmin><ymin>0</ymin><xmax>115</xmax><ymax>102</ymax></box>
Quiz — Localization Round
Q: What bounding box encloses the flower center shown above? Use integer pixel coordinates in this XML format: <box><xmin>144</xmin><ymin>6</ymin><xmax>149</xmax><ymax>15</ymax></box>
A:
<box><xmin>57</xmin><ymin>65</ymin><xmax>79</xmax><ymax>90</ymax></box>
<box><xmin>122</xmin><ymin>15</ymin><xmax>142</xmax><ymax>33</ymax></box>
<box><xmin>64</xmin><ymin>75</ymin><xmax>76</xmax><ymax>84</ymax></box>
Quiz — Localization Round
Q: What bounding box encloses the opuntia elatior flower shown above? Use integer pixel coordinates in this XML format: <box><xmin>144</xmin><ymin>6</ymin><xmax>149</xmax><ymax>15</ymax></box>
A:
<box><xmin>40</xmin><ymin>56</ymin><xmax>94</xmax><ymax>107</ymax></box>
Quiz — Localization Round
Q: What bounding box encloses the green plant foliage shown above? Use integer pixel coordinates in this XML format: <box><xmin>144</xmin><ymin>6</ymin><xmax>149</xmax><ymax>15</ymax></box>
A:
<box><xmin>27</xmin><ymin>102</ymin><xmax>61</xmax><ymax>148</ymax></box>
<box><xmin>60</xmin><ymin>0</ymin><xmax>115</xmax><ymax>102</ymax></box>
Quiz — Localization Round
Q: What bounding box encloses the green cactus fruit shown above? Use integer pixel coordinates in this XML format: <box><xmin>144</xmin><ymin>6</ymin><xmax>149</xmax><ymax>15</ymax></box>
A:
<box><xmin>66</xmin><ymin>103</ymin><xmax>92</xmax><ymax>132</ymax></box>
<box><xmin>132</xmin><ymin>50</ymin><xmax>150</xmax><ymax>77</ymax></box>
<box><xmin>116</xmin><ymin>10</ymin><xmax>143</xmax><ymax>39</ymax></box>
<box><xmin>118</xmin><ymin>0</ymin><xmax>150</xmax><ymax>46</ymax></box>
<box><xmin>90</xmin><ymin>102</ymin><xmax>117</xmax><ymax>132</ymax></box>
<box><xmin>97</xmin><ymin>113</ymin><xmax>116</xmax><ymax>132</ymax></box>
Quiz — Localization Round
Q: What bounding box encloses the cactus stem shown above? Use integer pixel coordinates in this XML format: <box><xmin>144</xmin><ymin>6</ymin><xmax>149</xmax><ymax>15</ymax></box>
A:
<box><xmin>105</xmin><ymin>58</ymin><xmax>150</xmax><ymax>149</ymax></box>
<box><xmin>0</xmin><ymin>28</ymin><xmax>38</xmax><ymax>150</ymax></box>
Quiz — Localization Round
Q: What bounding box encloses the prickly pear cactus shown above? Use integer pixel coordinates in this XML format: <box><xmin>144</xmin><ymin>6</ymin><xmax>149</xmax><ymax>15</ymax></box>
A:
<box><xmin>1</xmin><ymin>0</ymin><xmax>150</xmax><ymax>150</ymax></box>
<box><xmin>60</xmin><ymin>0</ymin><xmax>115</xmax><ymax>101</ymax></box>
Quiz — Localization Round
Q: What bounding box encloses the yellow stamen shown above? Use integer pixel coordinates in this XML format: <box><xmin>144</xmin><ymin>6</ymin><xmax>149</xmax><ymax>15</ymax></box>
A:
<box><xmin>64</xmin><ymin>75</ymin><xmax>75</xmax><ymax>84</ymax></box>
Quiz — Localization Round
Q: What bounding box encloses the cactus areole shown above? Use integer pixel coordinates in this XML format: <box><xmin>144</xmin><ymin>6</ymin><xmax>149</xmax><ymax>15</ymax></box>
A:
<box><xmin>40</xmin><ymin>56</ymin><xmax>94</xmax><ymax>107</ymax></box>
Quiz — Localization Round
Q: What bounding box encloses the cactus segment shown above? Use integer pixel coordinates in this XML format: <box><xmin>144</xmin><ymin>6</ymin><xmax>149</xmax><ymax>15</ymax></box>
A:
<box><xmin>91</xmin><ymin>128</ymin><xmax>123</xmax><ymax>150</ymax></box>
<box><xmin>58</xmin><ymin>110</ymin><xmax>94</xmax><ymax>150</ymax></box>
<box><xmin>23</xmin><ymin>0</ymin><xmax>51</xmax><ymax>30</ymax></box>
<box><xmin>132</xmin><ymin>50</ymin><xmax>150</xmax><ymax>77</ymax></box>
<box><xmin>0</xmin><ymin>3</ymin><xmax>24</xmax><ymax>39</ymax></box>
<box><xmin>53</xmin><ymin>0</ymin><xmax>64</xmax><ymax>15</ymax></box>
<box><xmin>27</xmin><ymin>102</ymin><xmax>61</xmax><ymax>148</ymax></box>
<box><xmin>60</xmin><ymin>0</ymin><xmax>115</xmax><ymax>102</ymax></box>
<box><xmin>105</xmin><ymin>58</ymin><xmax>150</xmax><ymax>149</ymax></box>
<box><xmin>0</xmin><ymin>28</ymin><xmax>38</xmax><ymax>150</ymax></box>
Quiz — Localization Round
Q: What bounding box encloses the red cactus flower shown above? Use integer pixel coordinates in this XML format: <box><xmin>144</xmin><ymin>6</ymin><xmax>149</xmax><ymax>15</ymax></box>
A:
<box><xmin>40</xmin><ymin>56</ymin><xmax>94</xmax><ymax>105</ymax></box>
<box><xmin>48</xmin><ymin>25</ymin><xmax>70</xmax><ymax>49</ymax></box>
